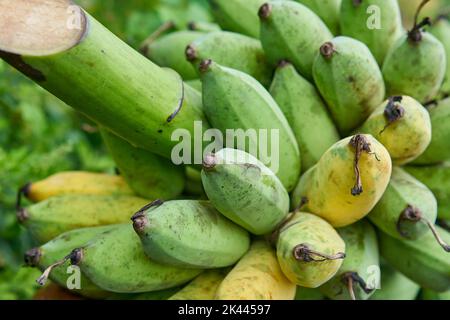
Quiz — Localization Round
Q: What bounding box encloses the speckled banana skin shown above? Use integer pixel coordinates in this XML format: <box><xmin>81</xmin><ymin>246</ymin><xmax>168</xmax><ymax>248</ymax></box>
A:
<box><xmin>319</xmin><ymin>220</ymin><xmax>380</xmax><ymax>300</ymax></box>
<box><xmin>313</xmin><ymin>36</ymin><xmax>386</xmax><ymax>134</ymax></box>
<box><xmin>215</xmin><ymin>240</ymin><xmax>296</xmax><ymax>300</ymax></box>
<box><xmin>358</xmin><ymin>96</ymin><xmax>431</xmax><ymax>165</ymax></box>
<box><xmin>368</xmin><ymin>167</ymin><xmax>438</xmax><ymax>241</ymax></box>
<box><xmin>292</xmin><ymin>135</ymin><xmax>392</xmax><ymax>227</ymax></box>
<box><xmin>132</xmin><ymin>199</ymin><xmax>250</xmax><ymax>269</ymax></box>
<box><xmin>201</xmin><ymin>148</ymin><xmax>290</xmax><ymax>235</ymax></box>
<box><xmin>200</xmin><ymin>60</ymin><xmax>301</xmax><ymax>191</ymax></box>
<box><xmin>340</xmin><ymin>0</ymin><xmax>403</xmax><ymax>65</ymax></box>
<box><xmin>276</xmin><ymin>212</ymin><xmax>345</xmax><ymax>288</ymax></box>
<box><xmin>379</xmin><ymin>225</ymin><xmax>450</xmax><ymax>292</ymax></box>
<box><xmin>19</xmin><ymin>194</ymin><xmax>150</xmax><ymax>244</ymax></box>
<box><xmin>71</xmin><ymin>224</ymin><xmax>202</xmax><ymax>293</ymax></box>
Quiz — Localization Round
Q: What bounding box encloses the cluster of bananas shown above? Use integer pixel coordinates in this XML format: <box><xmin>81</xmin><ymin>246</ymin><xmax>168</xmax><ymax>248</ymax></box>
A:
<box><xmin>5</xmin><ymin>0</ymin><xmax>450</xmax><ymax>300</ymax></box>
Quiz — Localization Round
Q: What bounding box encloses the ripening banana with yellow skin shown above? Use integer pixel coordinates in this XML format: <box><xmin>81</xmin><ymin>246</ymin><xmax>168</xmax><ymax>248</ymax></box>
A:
<box><xmin>18</xmin><ymin>194</ymin><xmax>150</xmax><ymax>243</ymax></box>
<box><xmin>357</xmin><ymin>96</ymin><xmax>432</xmax><ymax>165</ymax></box>
<box><xmin>21</xmin><ymin>171</ymin><xmax>134</xmax><ymax>203</ymax></box>
<box><xmin>169</xmin><ymin>269</ymin><xmax>228</xmax><ymax>300</ymax></box>
<box><xmin>215</xmin><ymin>241</ymin><xmax>296</xmax><ymax>300</ymax></box>
<box><xmin>291</xmin><ymin>134</ymin><xmax>392</xmax><ymax>227</ymax></box>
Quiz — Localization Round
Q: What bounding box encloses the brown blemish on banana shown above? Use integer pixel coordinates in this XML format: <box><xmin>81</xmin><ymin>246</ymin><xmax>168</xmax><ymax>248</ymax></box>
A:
<box><xmin>0</xmin><ymin>51</ymin><xmax>46</xmax><ymax>82</ymax></box>
<box><xmin>293</xmin><ymin>244</ymin><xmax>345</xmax><ymax>262</ymax></box>
<box><xmin>380</xmin><ymin>96</ymin><xmax>405</xmax><ymax>134</ymax></box>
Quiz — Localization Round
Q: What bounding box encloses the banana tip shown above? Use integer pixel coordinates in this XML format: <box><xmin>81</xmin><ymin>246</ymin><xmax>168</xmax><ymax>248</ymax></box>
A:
<box><xmin>202</xmin><ymin>153</ymin><xmax>217</xmax><ymax>171</ymax></box>
<box><xmin>16</xmin><ymin>207</ymin><xmax>29</xmax><ymax>223</ymax></box>
<box><xmin>131</xmin><ymin>213</ymin><xmax>149</xmax><ymax>233</ymax></box>
<box><xmin>320</xmin><ymin>42</ymin><xmax>336</xmax><ymax>59</ymax></box>
<box><xmin>258</xmin><ymin>3</ymin><xmax>272</xmax><ymax>20</ymax></box>
<box><xmin>69</xmin><ymin>248</ymin><xmax>84</xmax><ymax>266</ymax></box>
<box><xmin>185</xmin><ymin>45</ymin><xmax>198</xmax><ymax>61</ymax></box>
<box><xmin>24</xmin><ymin>248</ymin><xmax>41</xmax><ymax>267</ymax></box>
<box><xmin>199</xmin><ymin>59</ymin><xmax>212</xmax><ymax>73</ymax></box>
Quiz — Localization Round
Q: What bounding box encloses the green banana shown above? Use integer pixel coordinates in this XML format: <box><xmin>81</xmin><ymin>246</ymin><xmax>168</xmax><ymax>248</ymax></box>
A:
<box><xmin>379</xmin><ymin>225</ymin><xmax>450</xmax><ymax>292</ymax></box>
<box><xmin>186</xmin><ymin>31</ymin><xmax>272</xmax><ymax>87</ymax></box>
<box><xmin>368</xmin><ymin>167</ymin><xmax>449</xmax><ymax>252</ymax></box>
<box><xmin>340</xmin><ymin>0</ymin><xmax>403</xmax><ymax>65</ymax></box>
<box><xmin>208</xmin><ymin>0</ymin><xmax>266</xmax><ymax>38</ymax></box>
<box><xmin>319</xmin><ymin>220</ymin><xmax>380</xmax><ymax>300</ymax></box>
<box><xmin>382</xmin><ymin>16</ymin><xmax>446</xmax><ymax>103</ymax></box>
<box><xmin>100</xmin><ymin>128</ymin><xmax>185</xmax><ymax>200</ymax></box>
<box><xmin>295</xmin><ymin>287</ymin><xmax>326</xmax><ymax>300</ymax></box>
<box><xmin>405</xmin><ymin>163</ymin><xmax>450</xmax><ymax>220</ymax></box>
<box><xmin>187</xmin><ymin>21</ymin><xmax>222</xmax><ymax>32</ymax></box>
<box><xmin>112</xmin><ymin>288</ymin><xmax>181</xmax><ymax>300</ymax></box>
<box><xmin>312</xmin><ymin>36</ymin><xmax>386</xmax><ymax>134</ymax></box>
<box><xmin>429</xmin><ymin>17</ymin><xmax>450</xmax><ymax>98</ymax></box>
<box><xmin>370</xmin><ymin>261</ymin><xmax>420</xmax><ymax>300</ymax></box>
<box><xmin>412</xmin><ymin>98</ymin><xmax>450</xmax><ymax>164</ymax></box>
<box><xmin>17</xmin><ymin>194</ymin><xmax>150</xmax><ymax>244</ymax></box>
<box><xmin>269</xmin><ymin>61</ymin><xmax>340</xmax><ymax>171</ymax></box>
<box><xmin>259</xmin><ymin>1</ymin><xmax>333</xmax><ymax>80</ymax></box>
<box><xmin>357</xmin><ymin>96</ymin><xmax>432</xmax><ymax>165</ymax></box>
<box><xmin>185</xmin><ymin>79</ymin><xmax>202</xmax><ymax>92</ymax></box>
<box><xmin>199</xmin><ymin>60</ymin><xmax>301</xmax><ymax>191</ymax></box>
<box><xmin>143</xmin><ymin>30</ymin><xmax>204</xmax><ymax>80</ymax></box>
<box><xmin>291</xmin><ymin>134</ymin><xmax>392</xmax><ymax>227</ymax></box>
<box><xmin>69</xmin><ymin>223</ymin><xmax>202</xmax><ymax>293</ymax></box>
<box><xmin>422</xmin><ymin>288</ymin><xmax>450</xmax><ymax>300</ymax></box>
<box><xmin>184</xmin><ymin>166</ymin><xmax>206</xmax><ymax>197</ymax></box>
<box><xmin>25</xmin><ymin>225</ymin><xmax>116</xmax><ymax>299</ymax></box>
<box><xmin>201</xmin><ymin>148</ymin><xmax>289</xmax><ymax>235</ymax></box>
<box><xmin>168</xmin><ymin>269</ymin><xmax>227</xmax><ymax>300</ymax></box>
<box><xmin>295</xmin><ymin>0</ymin><xmax>341</xmax><ymax>35</ymax></box>
<box><xmin>276</xmin><ymin>212</ymin><xmax>346</xmax><ymax>288</ymax></box>
<box><xmin>132</xmin><ymin>199</ymin><xmax>250</xmax><ymax>268</ymax></box>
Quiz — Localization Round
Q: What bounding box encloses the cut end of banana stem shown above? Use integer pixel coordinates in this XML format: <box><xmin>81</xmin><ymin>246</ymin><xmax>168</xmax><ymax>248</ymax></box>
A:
<box><xmin>349</xmin><ymin>135</ymin><xmax>372</xmax><ymax>196</ymax></box>
<box><xmin>16</xmin><ymin>182</ymin><xmax>31</xmax><ymax>211</ymax></box>
<box><xmin>408</xmin><ymin>17</ymin><xmax>431</xmax><ymax>43</ymax></box>
<box><xmin>69</xmin><ymin>248</ymin><xmax>84</xmax><ymax>266</ymax></box>
<box><xmin>258</xmin><ymin>3</ymin><xmax>272</xmax><ymax>20</ymax></box>
<box><xmin>293</xmin><ymin>244</ymin><xmax>346</xmax><ymax>262</ymax></box>
<box><xmin>202</xmin><ymin>153</ymin><xmax>217</xmax><ymax>171</ymax></box>
<box><xmin>320</xmin><ymin>42</ymin><xmax>337</xmax><ymax>59</ymax></box>
<box><xmin>381</xmin><ymin>96</ymin><xmax>405</xmax><ymax>133</ymax></box>
<box><xmin>397</xmin><ymin>205</ymin><xmax>422</xmax><ymax>238</ymax></box>
<box><xmin>24</xmin><ymin>248</ymin><xmax>42</xmax><ymax>267</ymax></box>
<box><xmin>276</xmin><ymin>60</ymin><xmax>292</xmax><ymax>69</ymax></box>
<box><xmin>0</xmin><ymin>0</ymin><xmax>87</xmax><ymax>57</ymax></box>
<box><xmin>185</xmin><ymin>45</ymin><xmax>198</xmax><ymax>62</ymax></box>
<box><xmin>16</xmin><ymin>207</ymin><xmax>29</xmax><ymax>224</ymax></box>
<box><xmin>199</xmin><ymin>59</ymin><xmax>213</xmax><ymax>74</ymax></box>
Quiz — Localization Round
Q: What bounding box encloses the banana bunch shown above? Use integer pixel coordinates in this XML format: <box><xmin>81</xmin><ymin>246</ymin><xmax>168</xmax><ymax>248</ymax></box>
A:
<box><xmin>6</xmin><ymin>0</ymin><xmax>450</xmax><ymax>301</ymax></box>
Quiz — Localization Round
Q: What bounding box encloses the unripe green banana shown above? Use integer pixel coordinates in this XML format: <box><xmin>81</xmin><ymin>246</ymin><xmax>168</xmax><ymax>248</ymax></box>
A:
<box><xmin>340</xmin><ymin>0</ymin><xmax>403</xmax><ymax>65</ymax></box>
<box><xmin>276</xmin><ymin>212</ymin><xmax>346</xmax><ymax>288</ymax></box>
<box><xmin>295</xmin><ymin>0</ymin><xmax>341</xmax><ymax>35</ymax></box>
<box><xmin>370</xmin><ymin>261</ymin><xmax>420</xmax><ymax>300</ymax></box>
<box><xmin>201</xmin><ymin>148</ymin><xmax>289</xmax><ymax>235</ymax></box>
<box><xmin>292</xmin><ymin>134</ymin><xmax>392</xmax><ymax>227</ymax></box>
<box><xmin>208</xmin><ymin>0</ymin><xmax>266</xmax><ymax>38</ymax></box>
<box><xmin>412</xmin><ymin>98</ymin><xmax>450</xmax><ymax>164</ymax></box>
<box><xmin>17</xmin><ymin>194</ymin><xmax>150</xmax><ymax>244</ymax></box>
<box><xmin>429</xmin><ymin>17</ymin><xmax>450</xmax><ymax>98</ymax></box>
<box><xmin>25</xmin><ymin>225</ymin><xmax>116</xmax><ymax>299</ymax></box>
<box><xmin>185</xmin><ymin>79</ymin><xmax>202</xmax><ymax>92</ymax></box>
<box><xmin>270</xmin><ymin>61</ymin><xmax>340</xmax><ymax>171</ymax></box>
<box><xmin>143</xmin><ymin>31</ymin><xmax>204</xmax><ymax>80</ymax></box>
<box><xmin>187</xmin><ymin>21</ymin><xmax>222</xmax><ymax>33</ymax></box>
<box><xmin>382</xmin><ymin>17</ymin><xmax>446</xmax><ymax>103</ymax></box>
<box><xmin>404</xmin><ymin>163</ymin><xmax>450</xmax><ymax>220</ymax></box>
<box><xmin>199</xmin><ymin>60</ymin><xmax>301</xmax><ymax>191</ymax></box>
<box><xmin>422</xmin><ymin>288</ymin><xmax>450</xmax><ymax>300</ymax></box>
<box><xmin>186</xmin><ymin>31</ymin><xmax>272</xmax><ymax>87</ymax></box>
<box><xmin>379</xmin><ymin>225</ymin><xmax>450</xmax><ymax>292</ymax></box>
<box><xmin>132</xmin><ymin>199</ymin><xmax>250</xmax><ymax>268</ymax></box>
<box><xmin>259</xmin><ymin>1</ymin><xmax>333</xmax><ymax>80</ymax></box>
<box><xmin>313</xmin><ymin>36</ymin><xmax>386</xmax><ymax>134</ymax></box>
<box><xmin>69</xmin><ymin>224</ymin><xmax>202</xmax><ymax>293</ymax></box>
<box><xmin>357</xmin><ymin>96</ymin><xmax>432</xmax><ymax>165</ymax></box>
<box><xmin>168</xmin><ymin>269</ymin><xmax>227</xmax><ymax>300</ymax></box>
<box><xmin>295</xmin><ymin>287</ymin><xmax>326</xmax><ymax>300</ymax></box>
<box><xmin>100</xmin><ymin>128</ymin><xmax>185</xmax><ymax>200</ymax></box>
<box><xmin>184</xmin><ymin>166</ymin><xmax>206</xmax><ymax>197</ymax></box>
<box><xmin>368</xmin><ymin>168</ymin><xmax>450</xmax><ymax>253</ymax></box>
<box><xmin>319</xmin><ymin>220</ymin><xmax>380</xmax><ymax>300</ymax></box>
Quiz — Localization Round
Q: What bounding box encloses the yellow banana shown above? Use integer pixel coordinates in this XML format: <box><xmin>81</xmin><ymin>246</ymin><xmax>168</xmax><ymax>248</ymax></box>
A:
<box><xmin>20</xmin><ymin>171</ymin><xmax>134</xmax><ymax>203</ymax></box>
<box><xmin>169</xmin><ymin>270</ymin><xmax>227</xmax><ymax>300</ymax></box>
<box><xmin>215</xmin><ymin>241</ymin><xmax>296</xmax><ymax>300</ymax></box>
